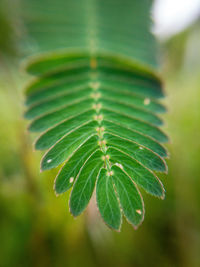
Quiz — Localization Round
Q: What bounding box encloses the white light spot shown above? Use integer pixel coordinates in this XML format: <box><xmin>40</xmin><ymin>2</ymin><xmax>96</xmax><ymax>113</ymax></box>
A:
<box><xmin>47</xmin><ymin>159</ymin><xmax>52</xmax><ymax>163</ymax></box>
<box><xmin>69</xmin><ymin>177</ymin><xmax>74</xmax><ymax>183</ymax></box>
<box><xmin>116</xmin><ymin>163</ymin><xmax>123</xmax><ymax>169</ymax></box>
<box><xmin>136</xmin><ymin>209</ymin><xmax>142</xmax><ymax>215</ymax></box>
<box><xmin>139</xmin><ymin>146</ymin><xmax>143</xmax><ymax>150</ymax></box>
<box><xmin>152</xmin><ymin>0</ymin><xmax>200</xmax><ymax>39</ymax></box>
<box><xmin>144</xmin><ymin>98</ymin><xmax>150</xmax><ymax>105</ymax></box>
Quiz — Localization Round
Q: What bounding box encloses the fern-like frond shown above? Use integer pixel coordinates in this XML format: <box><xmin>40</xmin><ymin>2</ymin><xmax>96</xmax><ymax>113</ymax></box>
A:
<box><xmin>23</xmin><ymin>0</ymin><xmax>168</xmax><ymax>230</ymax></box>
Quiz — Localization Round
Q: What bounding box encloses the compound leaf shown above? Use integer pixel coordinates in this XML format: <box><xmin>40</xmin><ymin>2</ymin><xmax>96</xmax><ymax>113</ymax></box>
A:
<box><xmin>23</xmin><ymin>0</ymin><xmax>169</xmax><ymax>230</ymax></box>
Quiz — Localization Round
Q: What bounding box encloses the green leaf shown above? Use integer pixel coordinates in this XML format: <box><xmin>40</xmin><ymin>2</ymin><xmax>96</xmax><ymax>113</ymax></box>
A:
<box><xmin>55</xmin><ymin>135</ymin><xmax>99</xmax><ymax>194</ymax></box>
<box><xmin>111</xmin><ymin>165</ymin><xmax>144</xmax><ymax>228</ymax></box>
<box><xmin>35</xmin><ymin>110</ymin><xmax>95</xmax><ymax>150</ymax></box>
<box><xmin>29</xmin><ymin>99</ymin><xmax>93</xmax><ymax>132</ymax></box>
<box><xmin>96</xmin><ymin>168</ymin><xmax>122</xmax><ymax>231</ymax></box>
<box><xmin>104</xmin><ymin>133</ymin><xmax>167</xmax><ymax>173</ymax></box>
<box><xmin>102</xmin><ymin>109</ymin><xmax>168</xmax><ymax>143</ymax></box>
<box><xmin>25</xmin><ymin>87</ymin><xmax>92</xmax><ymax>119</ymax></box>
<box><xmin>100</xmin><ymin>88</ymin><xmax>166</xmax><ymax>114</ymax></box>
<box><xmin>23</xmin><ymin>0</ymin><xmax>169</xmax><ymax>230</ymax></box>
<box><xmin>21</xmin><ymin>0</ymin><xmax>158</xmax><ymax>68</ymax></box>
<box><xmin>70</xmin><ymin>150</ymin><xmax>103</xmax><ymax>216</ymax></box>
<box><xmin>108</xmin><ymin>147</ymin><xmax>165</xmax><ymax>198</ymax></box>
<box><xmin>103</xmin><ymin>120</ymin><xmax>168</xmax><ymax>158</ymax></box>
<box><xmin>26</xmin><ymin>79</ymin><xmax>90</xmax><ymax>106</ymax></box>
<box><xmin>41</xmin><ymin>121</ymin><xmax>98</xmax><ymax>171</ymax></box>
<box><xmin>101</xmin><ymin>98</ymin><xmax>163</xmax><ymax>126</ymax></box>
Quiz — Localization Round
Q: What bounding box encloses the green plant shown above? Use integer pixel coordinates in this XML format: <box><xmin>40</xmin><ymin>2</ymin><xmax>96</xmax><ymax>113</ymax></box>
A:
<box><xmin>23</xmin><ymin>0</ymin><xmax>168</xmax><ymax>230</ymax></box>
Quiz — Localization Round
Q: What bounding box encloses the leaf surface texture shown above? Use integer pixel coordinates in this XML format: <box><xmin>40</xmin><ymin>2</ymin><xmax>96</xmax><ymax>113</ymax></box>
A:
<box><xmin>23</xmin><ymin>0</ymin><xmax>168</xmax><ymax>230</ymax></box>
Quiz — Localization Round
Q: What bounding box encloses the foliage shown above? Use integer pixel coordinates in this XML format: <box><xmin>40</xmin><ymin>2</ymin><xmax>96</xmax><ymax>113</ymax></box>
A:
<box><xmin>22</xmin><ymin>0</ymin><xmax>168</xmax><ymax>230</ymax></box>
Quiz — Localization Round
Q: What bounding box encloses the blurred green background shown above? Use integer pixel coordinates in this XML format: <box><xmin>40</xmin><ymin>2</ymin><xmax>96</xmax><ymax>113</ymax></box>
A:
<box><xmin>0</xmin><ymin>1</ymin><xmax>200</xmax><ymax>266</ymax></box>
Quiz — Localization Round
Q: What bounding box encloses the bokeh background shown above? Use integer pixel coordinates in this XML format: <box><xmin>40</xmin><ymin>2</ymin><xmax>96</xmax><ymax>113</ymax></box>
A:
<box><xmin>0</xmin><ymin>0</ymin><xmax>200</xmax><ymax>266</ymax></box>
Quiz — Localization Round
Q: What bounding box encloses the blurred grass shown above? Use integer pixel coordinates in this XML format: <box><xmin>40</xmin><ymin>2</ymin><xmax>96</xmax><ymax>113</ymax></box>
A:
<box><xmin>0</xmin><ymin>14</ymin><xmax>200</xmax><ymax>267</ymax></box>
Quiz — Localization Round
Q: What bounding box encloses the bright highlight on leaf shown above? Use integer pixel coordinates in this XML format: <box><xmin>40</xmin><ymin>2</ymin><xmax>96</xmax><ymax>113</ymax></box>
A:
<box><xmin>23</xmin><ymin>0</ymin><xmax>168</xmax><ymax>231</ymax></box>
